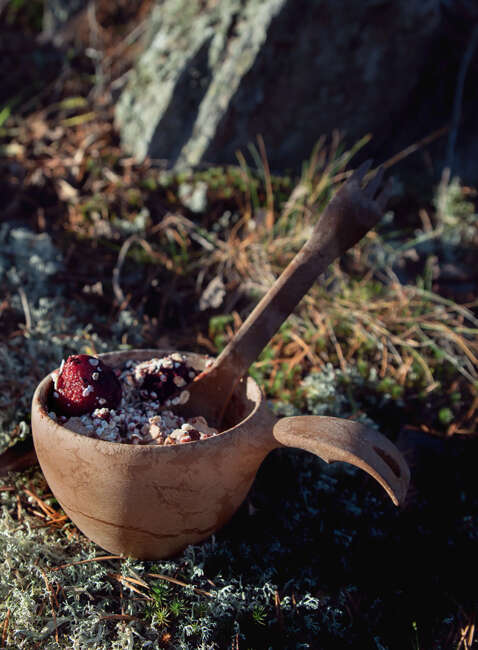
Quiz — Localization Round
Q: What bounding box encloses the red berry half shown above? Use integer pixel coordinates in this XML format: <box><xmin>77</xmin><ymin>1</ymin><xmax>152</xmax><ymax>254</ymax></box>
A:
<box><xmin>50</xmin><ymin>354</ymin><xmax>122</xmax><ymax>416</ymax></box>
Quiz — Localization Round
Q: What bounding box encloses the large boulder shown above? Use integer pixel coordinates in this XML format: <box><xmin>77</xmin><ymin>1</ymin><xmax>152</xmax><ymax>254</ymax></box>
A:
<box><xmin>116</xmin><ymin>0</ymin><xmax>442</xmax><ymax>171</ymax></box>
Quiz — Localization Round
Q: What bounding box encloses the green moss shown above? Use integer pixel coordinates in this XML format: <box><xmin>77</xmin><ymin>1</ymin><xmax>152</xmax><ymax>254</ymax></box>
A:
<box><xmin>438</xmin><ymin>407</ymin><xmax>454</xmax><ymax>427</ymax></box>
<box><xmin>208</xmin><ymin>314</ymin><xmax>235</xmax><ymax>352</ymax></box>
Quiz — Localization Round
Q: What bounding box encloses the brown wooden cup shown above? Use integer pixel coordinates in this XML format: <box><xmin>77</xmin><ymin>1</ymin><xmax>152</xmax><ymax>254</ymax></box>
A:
<box><xmin>31</xmin><ymin>349</ymin><xmax>409</xmax><ymax>559</ymax></box>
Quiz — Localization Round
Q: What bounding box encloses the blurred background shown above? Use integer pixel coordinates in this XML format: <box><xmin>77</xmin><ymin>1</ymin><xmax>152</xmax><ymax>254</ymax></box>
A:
<box><xmin>2</xmin><ymin>0</ymin><xmax>478</xmax><ymax>180</ymax></box>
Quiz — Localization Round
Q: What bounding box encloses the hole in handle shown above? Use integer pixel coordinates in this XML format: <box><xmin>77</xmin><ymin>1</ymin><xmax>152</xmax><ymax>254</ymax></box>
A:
<box><xmin>373</xmin><ymin>446</ymin><xmax>401</xmax><ymax>478</ymax></box>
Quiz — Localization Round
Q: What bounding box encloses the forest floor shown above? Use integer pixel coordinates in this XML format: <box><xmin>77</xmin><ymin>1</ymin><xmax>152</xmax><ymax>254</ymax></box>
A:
<box><xmin>0</xmin><ymin>2</ymin><xmax>477</xmax><ymax>649</ymax></box>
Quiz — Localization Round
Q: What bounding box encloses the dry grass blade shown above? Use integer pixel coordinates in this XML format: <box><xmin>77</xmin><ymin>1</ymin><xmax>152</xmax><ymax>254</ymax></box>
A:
<box><xmin>108</xmin><ymin>574</ymin><xmax>152</xmax><ymax>600</ymax></box>
<box><xmin>274</xmin><ymin>590</ymin><xmax>284</xmax><ymax>632</ymax></box>
<box><xmin>257</xmin><ymin>135</ymin><xmax>274</xmax><ymax>229</ymax></box>
<box><xmin>413</xmin><ymin>289</ymin><xmax>478</xmax><ymax>326</ymax></box>
<box><xmin>147</xmin><ymin>573</ymin><xmax>213</xmax><ymax>598</ymax></box>
<box><xmin>456</xmin><ymin>607</ymin><xmax>476</xmax><ymax>650</ymax></box>
<box><xmin>321</xmin><ymin>281</ymin><xmax>478</xmax><ymax>389</ymax></box>
<box><xmin>23</xmin><ymin>488</ymin><xmax>58</xmax><ymax>519</ymax></box>
<box><xmin>51</xmin><ymin>555</ymin><xmax>125</xmax><ymax>572</ymax></box>
<box><xmin>422</xmin><ymin>323</ymin><xmax>478</xmax><ymax>367</ymax></box>
<box><xmin>38</xmin><ymin>566</ymin><xmax>59</xmax><ymax>644</ymax></box>
<box><xmin>31</xmin><ymin>515</ymin><xmax>69</xmax><ymax>530</ymax></box>
<box><xmin>113</xmin><ymin>235</ymin><xmax>144</xmax><ymax>304</ymax></box>
<box><xmin>99</xmin><ymin>614</ymin><xmax>140</xmax><ymax>622</ymax></box>
<box><xmin>1</xmin><ymin>609</ymin><xmax>10</xmax><ymax>649</ymax></box>
<box><xmin>17</xmin><ymin>286</ymin><xmax>32</xmax><ymax>331</ymax></box>
<box><xmin>382</xmin><ymin>125</ymin><xmax>448</xmax><ymax>170</ymax></box>
<box><xmin>124</xmin><ymin>571</ymin><xmax>149</xmax><ymax>589</ymax></box>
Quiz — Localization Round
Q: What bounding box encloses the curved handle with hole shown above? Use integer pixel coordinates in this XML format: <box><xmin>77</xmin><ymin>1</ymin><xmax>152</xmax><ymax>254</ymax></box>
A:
<box><xmin>272</xmin><ymin>416</ymin><xmax>410</xmax><ymax>506</ymax></box>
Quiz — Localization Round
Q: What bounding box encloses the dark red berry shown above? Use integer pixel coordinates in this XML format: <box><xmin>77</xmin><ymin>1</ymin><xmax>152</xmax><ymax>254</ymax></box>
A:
<box><xmin>134</xmin><ymin>355</ymin><xmax>198</xmax><ymax>403</ymax></box>
<box><xmin>187</xmin><ymin>428</ymin><xmax>201</xmax><ymax>441</ymax></box>
<box><xmin>50</xmin><ymin>355</ymin><xmax>122</xmax><ymax>416</ymax></box>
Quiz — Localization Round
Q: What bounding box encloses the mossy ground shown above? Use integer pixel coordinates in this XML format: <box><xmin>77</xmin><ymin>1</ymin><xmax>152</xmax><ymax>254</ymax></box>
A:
<box><xmin>1</xmin><ymin>3</ymin><xmax>477</xmax><ymax>648</ymax></box>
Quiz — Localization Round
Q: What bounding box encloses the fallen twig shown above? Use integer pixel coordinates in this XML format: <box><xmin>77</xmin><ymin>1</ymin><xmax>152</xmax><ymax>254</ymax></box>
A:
<box><xmin>51</xmin><ymin>555</ymin><xmax>125</xmax><ymax>572</ymax></box>
<box><xmin>108</xmin><ymin>574</ymin><xmax>152</xmax><ymax>600</ymax></box>
<box><xmin>1</xmin><ymin>609</ymin><xmax>10</xmax><ymax>649</ymax></box>
<box><xmin>38</xmin><ymin>566</ymin><xmax>59</xmax><ymax>644</ymax></box>
<box><xmin>147</xmin><ymin>572</ymin><xmax>213</xmax><ymax>598</ymax></box>
<box><xmin>17</xmin><ymin>286</ymin><xmax>32</xmax><ymax>331</ymax></box>
<box><xmin>99</xmin><ymin>614</ymin><xmax>140</xmax><ymax>622</ymax></box>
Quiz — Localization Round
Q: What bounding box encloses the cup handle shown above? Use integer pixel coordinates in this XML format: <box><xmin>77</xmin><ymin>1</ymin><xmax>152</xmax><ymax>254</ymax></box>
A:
<box><xmin>272</xmin><ymin>416</ymin><xmax>410</xmax><ymax>506</ymax></box>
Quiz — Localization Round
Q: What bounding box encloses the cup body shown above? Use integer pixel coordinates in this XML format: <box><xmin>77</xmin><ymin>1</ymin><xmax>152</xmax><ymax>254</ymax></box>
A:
<box><xmin>31</xmin><ymin>349</ymin><xmax>276</xmax><ymax>559</ymax></box>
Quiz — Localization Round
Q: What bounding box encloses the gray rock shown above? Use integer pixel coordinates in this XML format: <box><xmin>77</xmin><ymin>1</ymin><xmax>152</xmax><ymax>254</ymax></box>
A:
<box><xmin>116</xmin><ymin>0</ymin><xmax>442</xmax><ymax>171</ymax></box>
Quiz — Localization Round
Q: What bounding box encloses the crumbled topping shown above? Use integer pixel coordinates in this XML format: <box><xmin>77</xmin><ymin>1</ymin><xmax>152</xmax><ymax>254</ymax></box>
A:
<box><xmin>51</xmin><ymin>371</ymin><xmax>59</xmax><ymax>389</ymax></box>
<box><xmin>61</xmin><ymin>354</ymin><xmax>218</xmax><ymax>446</ymax></box>
<box><xmin>173</xmin><ymin>375</ymin><xmax>187</xmax><ymax>387</ymax></box>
